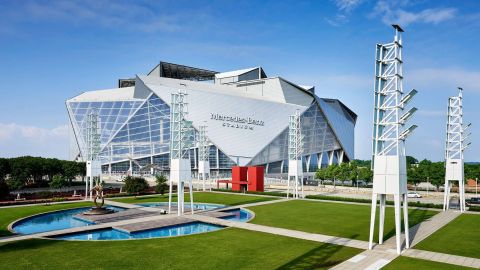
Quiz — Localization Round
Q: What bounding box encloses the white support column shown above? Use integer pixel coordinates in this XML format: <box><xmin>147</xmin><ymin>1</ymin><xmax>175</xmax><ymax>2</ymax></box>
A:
<box><xmin>84</xmin><ymin>110</ymin><xmax>101</xmax><ymax>202</ymax></box>
<box><xmin>368</xmin><ymin>193</ymin><xmax>377</xmax><ymax>250</ymax></box>
<box><xmin>394</xmin><ymin>194</ymin><xmax>402</xmax><ymax>255</ymax></box>
<box><xmin>337</xmin><ymin>150</ymin><xmax>344</xmax><ymax>165</ymax></box>
<box><xmin>328</xmin><ymin>151</ymin><xmax>334</xmax><ymax>166</ymax></box>
<box><xmin>168</xmin><ymin>89</ymin><xmax>194</xmax><ymax>216</ymax></box>
<box><xmin>369</xmin><ymin>25</ymin><xmax>417</xmax><ymax>255</ymax></box>
<box><xmin>84</xmin><ymin>176</ymin><xmax>88</xmax><ymax>201</ymax></box>
<box><xmin>318</xmin><ymin>153</ymin><xmax>323</xmax><ymax>170</ymax></box>
<box><xmin>168</xmin><ymin>178</ymin><xmax>173</xmax><ymax>212</ymax></box>
<box><xmin>288</xmin><ymin>110</ymin><xmax>304</xmax><ymax>199</ymax></box>
<box><xmin>378</xmin><ymin>194</ymin><xmax>386</xmax><ymax>244</ymax></box>
<box><xmin>444</xmin><ymin>88</ymin><xmax>470</xmax><ymax>212</ymax></box>
<box><xmin>403</xmin><ymin>193</ymin><xmax>410</xmax><ymax>249</ymax></box>
<box><xmin>197</xmin><ymin>124</ymin><xmax>210</xmax><ymax>192</ymax></box>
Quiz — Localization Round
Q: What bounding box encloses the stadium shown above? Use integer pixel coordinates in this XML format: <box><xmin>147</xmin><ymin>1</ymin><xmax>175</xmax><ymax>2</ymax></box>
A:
<box><xmin>66</xmin><ymin>61</ymin><xmax>356</xmax><ymax>179</ymax></box>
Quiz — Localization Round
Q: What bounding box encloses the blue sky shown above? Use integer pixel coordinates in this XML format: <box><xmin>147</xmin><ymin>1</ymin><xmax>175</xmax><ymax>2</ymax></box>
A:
<box><xmin>0</xmin><ymin>0</ymin><xmax>479</xmax><ymax>161</ymax></box>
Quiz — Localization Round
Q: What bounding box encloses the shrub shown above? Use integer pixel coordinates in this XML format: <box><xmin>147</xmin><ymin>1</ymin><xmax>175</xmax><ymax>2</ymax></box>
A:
<box><xmin>469</xmin><ymin>205</ymin><xmax>480</xmax><ymax>212</ymax></box>
<box><xmin>155</xmin><ymin>175</ymin><xmax>168</xmax><ymax>195</ymax></box>
<box><xmin>123</xmin><ymin>176</ymin><xmax>149</xmax><ymax>196</ymax></box>
<box><xmin>36</xmin><ymin>191</ymin><xmax>53</xmax><ymax>198</ymax></box>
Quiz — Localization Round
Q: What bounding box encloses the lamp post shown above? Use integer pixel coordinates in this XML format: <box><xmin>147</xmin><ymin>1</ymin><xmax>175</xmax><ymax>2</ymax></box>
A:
<box><xmin>476</xmin><ymin>177</ymin><xmax>478</xmax><ymax>195</ymax></box>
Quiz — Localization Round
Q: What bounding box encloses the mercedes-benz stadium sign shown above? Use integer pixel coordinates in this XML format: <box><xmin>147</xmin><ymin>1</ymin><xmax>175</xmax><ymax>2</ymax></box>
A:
<box><xmin>210</xmin><ymin>113</ymin><xmax>265</xmax><ymax>130</ymax></box>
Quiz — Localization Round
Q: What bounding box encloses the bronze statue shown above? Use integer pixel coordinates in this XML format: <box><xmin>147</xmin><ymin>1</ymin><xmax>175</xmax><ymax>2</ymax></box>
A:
<box><xmin>90</xmin><ymin>184</ymin><xmax>105</xmax><ymax>208</ymax></box>
<box><xmin>83</xmin><ymin>182</ymin><xmax>114</xmax><ymax>215</ymax></box>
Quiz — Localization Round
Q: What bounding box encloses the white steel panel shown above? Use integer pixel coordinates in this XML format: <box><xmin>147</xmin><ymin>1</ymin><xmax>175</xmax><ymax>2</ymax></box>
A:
<box><xmin>145</xmin><ymin>82</ymin><xmax>310</xmax><ymax>164</ymax></box>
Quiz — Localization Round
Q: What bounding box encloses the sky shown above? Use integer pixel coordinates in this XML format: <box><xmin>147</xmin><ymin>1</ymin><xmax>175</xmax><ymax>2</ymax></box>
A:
<box><xmin>0</xmin><ymin>0</ymin><xmax>480</xmax><ymax>162</ymax></box>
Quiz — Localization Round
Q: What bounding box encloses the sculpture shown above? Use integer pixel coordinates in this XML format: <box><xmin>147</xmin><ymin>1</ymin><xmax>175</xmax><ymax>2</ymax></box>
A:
<box><xmin>83</xmin><ymin>182</ymin><xmax>114</xmax><ymax>215</ymax></box>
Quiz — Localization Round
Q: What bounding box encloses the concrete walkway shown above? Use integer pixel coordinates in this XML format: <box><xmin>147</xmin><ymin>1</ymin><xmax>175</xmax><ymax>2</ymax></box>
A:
<box><xmin>402</xmin><ymin>249</ymin><xmax>480</xmax><ymax>268</ymax></box>
<box><xmin>331</xmin><ymin>210</ymin><xmax>465</xmax><ymax>270</ymax></box>
<box><xmin>330</xmin><ymin>249</ymin><xmax>398</xmax><ymax>270</ymax></box>
<box><xmin>103</xmin><ymin>199</ymin><xmax>142</xmax><ymax>209</ymax></box>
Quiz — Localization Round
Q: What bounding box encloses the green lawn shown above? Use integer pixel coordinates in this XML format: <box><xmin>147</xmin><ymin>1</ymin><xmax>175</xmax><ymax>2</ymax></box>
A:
<box><xmin>0</xmin><ymin>228</ymin><xmax>361</xmax><ymax>270</ymax></box>
<box><xmin>383</xmin><ymin>256</ymin><xmax>475</xmax><ymax>270</ymax></box>
<box><xmin>0</xmin><ymin>201</ymin><xmax>93</xmax><ymax>237</ymax></box>
<box><xmin>248</xmin><ymin>200</ymin><xmax>438</xmax><ymax>241</ymax></box>
<box><xmin>112</xmin><ymin>191</ymin><xmax>278</xmax><ymax>206</ymax></box>
<box><xmin>415</xmin><ymin>214</ymin><xmax>480</xmax><ymax>259</ymax></box>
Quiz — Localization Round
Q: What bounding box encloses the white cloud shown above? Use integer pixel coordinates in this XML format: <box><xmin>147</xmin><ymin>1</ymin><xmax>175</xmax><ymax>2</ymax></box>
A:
<box><xmin>326</xmin><ymin>0</ymin><xmax>364</xmax><ymax>26</ymax></box>
<box><xmin>325</xmin><ymin>14</ymin><xmax>349</xmax><ymax>27</ymax></box>
<box><xmin>372</xmin><ymin>1</ymin><xmax>457</xmax><ymax>26</ymax></box>
<box><xmin>3</xmin><ymin>0</ymin><xmax>203</xmax><ymax>33</ymax></box>
<box><xmin>0</xmin><ymin>123</ymin><xmax>69</xmax><ymax>159</ymax></box>
<box><xmin>333</xmin><ymin>0</ymin><xmax>363</xmax><ymax>13</ymax></box>
<box><xmin>0</xmin><ymin>123</ymin><xmax>68</xmax><ymax>142</ymax></box>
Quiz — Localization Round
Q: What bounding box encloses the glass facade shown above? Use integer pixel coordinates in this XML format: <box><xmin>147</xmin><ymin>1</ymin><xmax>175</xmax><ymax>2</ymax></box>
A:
<box><xmin>67</xmin><ymin>93</ymin><xmax>237</xmax><ymax>173</ymax></box>
<box><xmin>248</xmin><ymin>101</ymin><xmax>343</xmax><ymax>173</ymax></box>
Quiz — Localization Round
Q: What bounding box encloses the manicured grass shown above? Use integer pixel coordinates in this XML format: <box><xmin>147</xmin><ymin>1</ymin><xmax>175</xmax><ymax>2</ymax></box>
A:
<box><xmin>0</xmin><ymin>228</ymin><xmax>361</xmax><ymax>270</ymax></box>
<box><xmin>248</xmin><ymin>200</ymin><xmax>438</xmax><ymax>241</ymax></box>
<box><xmin>0</xmin><ymin>202</ymin><xmax>93</xmax><ymax>237</ymax></box>
<box><xmin>112</xmin><ymin>191</ymin><xmax>278</xmax><ymax>206</ymax></box>
<box><xmin>383</xmin><ymin>256</ymin><xmax>475</xmax><ymax>270</ymax></box>
<box><xmin>415</xmin><ymin>214</ymin><xmax>480</xmax><ymax>259</ymax></box>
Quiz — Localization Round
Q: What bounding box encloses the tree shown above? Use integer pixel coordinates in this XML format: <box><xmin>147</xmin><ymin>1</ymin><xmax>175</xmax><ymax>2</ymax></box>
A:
<box><xmin>50</xmin><ymin>174</ymin><xmax>67</xmax><ymax>189</ymax></box>
<box><xmin>336</xmin><ymin>163</ymin><xmax>350</xmax><ymax>181</ymax></box>
<box><xmin>9</xmin><ymin>157</ymin><xmax>31</xmax><ymax>189</ymax></box>
<box><xmin>7</xmin><ymin>177</ymin><xmax>24</xmax><ymax>191</ymax></box>
<box><xmin>406</xmin><ymin>156</ymin><xmax>419</xmax><ymax>167</ymax></box>
<box><xmin>123</xmin><ymin>176</ymin><xmax>149</xmax><ymax>196</ymax></box>
<box><xmin>155</xmin><ymin>175</ymin><xmax>168</xmax><ymax>195</ymax></box>
<box><xmin>315</xmin><ymin>169</ymin><xmax>326</xmax><ymax>180</ymax></box>
<box><xmin>62</xmin><ymin>161</ymin><xmax>79</xmax><ymax>186</ymax></box>
<box><xmin>357</xmin><ymin>167</ymin><xmax>373</xmax><ymax>182</ymax></box>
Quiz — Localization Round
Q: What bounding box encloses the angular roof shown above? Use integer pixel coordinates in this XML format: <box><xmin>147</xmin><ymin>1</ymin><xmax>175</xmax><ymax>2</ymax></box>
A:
<box><xmin>215</xmin><ymin>67</ymin><xmax>267</xmax><ymax>80</ymax></box>
<box><xmin>67</xmin><ymin>87</ymin><xmax>141</xmax><ymax>102</ymax></box>
<box><xmin>148</xmin><ymin>61</ymin><xmax>218</xmax><ymax>81</ymax></box>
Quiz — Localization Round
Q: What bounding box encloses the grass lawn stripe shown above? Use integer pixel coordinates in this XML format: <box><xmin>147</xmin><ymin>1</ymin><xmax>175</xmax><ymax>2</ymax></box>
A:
<box><xmin>248</xmin><ymin>200</ymin><xmax>437</xmax><ymax>241</ymax></box>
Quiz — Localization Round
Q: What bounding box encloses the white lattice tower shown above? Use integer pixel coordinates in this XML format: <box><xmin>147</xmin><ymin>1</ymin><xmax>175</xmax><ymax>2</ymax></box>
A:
<box><xmin>369</xmin><ymin>25</ymin><xmax>418</xmax><ymax>255</ymax></box>
<box><xmin>85</xmin><ymin>110</ymin><xmax>102</xmax><ymax>201</ymax></box>
<box><xmin>288</xmin><ymin>110</ymin><xmax>304</xmax><ymax>199</ymax></box>
<box><xmin>197</xmin><ymin>123</ymin><xmax>210</xmax><ymax>191</ymax></box>
<box><xmin>168</xmin><ymin>89</ymin><xmax>195</xmax><ymax>215</ymax></box>
<box><xmin>443</xmin><ymin>87</ymin><xmax>471</xmax><ymax>212</ymax></box>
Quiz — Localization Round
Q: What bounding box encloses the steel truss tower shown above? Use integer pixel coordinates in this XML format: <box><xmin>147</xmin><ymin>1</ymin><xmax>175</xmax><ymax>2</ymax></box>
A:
<box><xmin>85</xmin><ymin>110</ymin><xmax>102</xmax><ymax>201</ymax></box>
<box><xmin>444</xmin><ymin>88</ymin><xmax>471</xmax><ymax>212</ymax></box>
<box><xmin>168</xmin><ymin>89</ymin><xmax>195</xmax><ymax>215</ymax></box>
<box><xmin>288</xmin><ymin>110</ymin><xmax>304</xmax><ymax>199</ymax></box>
<box><xmin>369</xmin><ymin>25</ymin><xmax>418</xmax><ymax>254</ymax></box>
<box><xmin>197</xmin><ymin>124</ymin><xmax>210</xmax><ymax>191</ymax></box>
